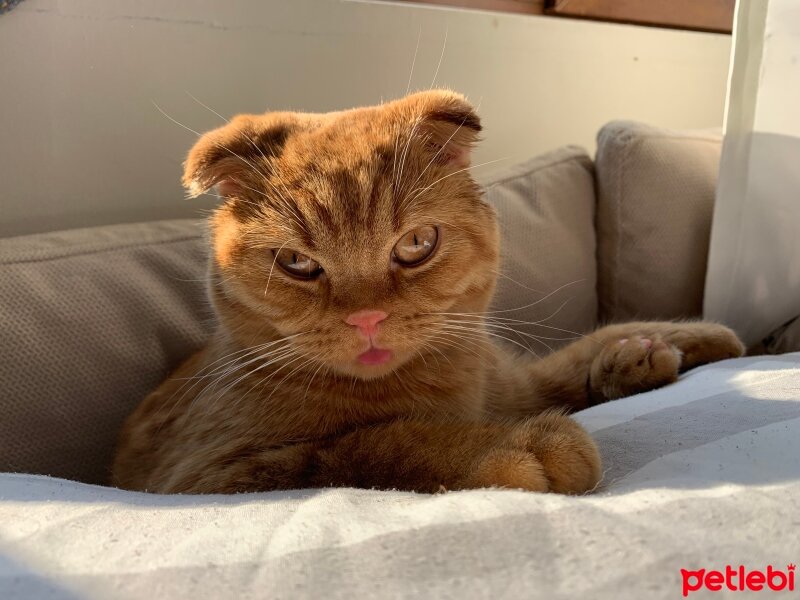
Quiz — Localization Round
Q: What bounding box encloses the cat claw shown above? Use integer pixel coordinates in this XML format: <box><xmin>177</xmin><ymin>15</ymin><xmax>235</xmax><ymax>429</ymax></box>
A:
<box><xmin>618</xmin><ymin>337</ymin><xmax>652</xmax><ymax>349</ymax></box>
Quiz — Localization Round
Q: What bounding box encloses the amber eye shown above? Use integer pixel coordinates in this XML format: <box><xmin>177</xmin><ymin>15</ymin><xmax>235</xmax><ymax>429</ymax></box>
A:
<box><xmin>273</xmin><ymin>249</ymin><xmax>323</xmax><ymax>279</ymax></box>
<box><xmin>393</xmin><ymin>225</ymin><xmax>439</xmax><ymax>266</ymax></box>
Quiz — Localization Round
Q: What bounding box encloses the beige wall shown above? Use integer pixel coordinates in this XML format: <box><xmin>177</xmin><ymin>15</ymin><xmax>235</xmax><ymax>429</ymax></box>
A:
<box><xmin>0</xmin><ymin>0</ymin><xmax>731</xmax><ymax>237</ymax></box>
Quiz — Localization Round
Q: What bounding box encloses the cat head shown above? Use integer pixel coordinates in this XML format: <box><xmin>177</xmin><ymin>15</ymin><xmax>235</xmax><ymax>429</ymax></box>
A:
<box><xmin>184</xmin><ymin>90</ymin><xmax>499</xmax><ymax>380</ymax></box>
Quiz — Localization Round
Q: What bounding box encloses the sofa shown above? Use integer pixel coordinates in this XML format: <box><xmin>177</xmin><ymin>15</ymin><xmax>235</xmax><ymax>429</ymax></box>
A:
<box><xmin>1</xmin><ymin>121</ymin><xmax>798</xmax><ymax>599</ymax></box>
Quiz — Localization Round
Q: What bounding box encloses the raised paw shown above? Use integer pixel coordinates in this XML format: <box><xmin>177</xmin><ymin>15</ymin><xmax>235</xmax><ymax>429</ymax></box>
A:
<box><xmin>469</xmin><ymin>413</ymin><xmax>601</xmax><ymax>495</ymax></box>
<box><xmin>589</xmin><ymin>335</ymin><xmax>681</xmax><ymax>402</ymax></box>
<box><xmin>658</xmin><ymin>323</ymin><xmax>745</xmax><ymax>370</ymax></box>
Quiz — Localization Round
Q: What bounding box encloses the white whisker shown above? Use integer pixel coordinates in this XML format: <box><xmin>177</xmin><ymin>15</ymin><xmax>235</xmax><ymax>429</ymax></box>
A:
<box><xmin>153</xmin><ymin>101</ymin><xmax>271</xmax><ymax>186</ymax></box>
<box><xmin>429</xmin><ymin>27</ymin><xmax>448</xmax><ymax>89</ymax></box>
<box><xmin>265</xmin><ymin>238</ymin><xmax>296</xmax><ymax>296</ymax></box>
<box><xmin>406</xmin><ymin>26</ymin><xmax>422</xmax><ymax>95</ymax></box>
<box><xmin>440</xmin><ymin>323</ymin><xmax>540</xmax><ymax>358</ymax></box>
<box><xmin>404</xmin><ymin>157</ymin><xmax>510</xmax><ymax>206</ymax></box>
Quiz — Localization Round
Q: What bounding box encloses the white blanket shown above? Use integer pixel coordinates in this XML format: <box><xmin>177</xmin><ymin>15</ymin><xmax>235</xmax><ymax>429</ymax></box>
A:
<box><xmin>2</xmin><ymin>354</ymin><xmax>800</xmax><ymax>599</ymax></box>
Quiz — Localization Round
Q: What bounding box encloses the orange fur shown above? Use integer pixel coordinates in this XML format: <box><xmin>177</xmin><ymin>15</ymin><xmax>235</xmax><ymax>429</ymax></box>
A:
<box><xmin>112</xmin><ymin>91</ymin><xmax>744</xmax><ymax>495</ymax></box>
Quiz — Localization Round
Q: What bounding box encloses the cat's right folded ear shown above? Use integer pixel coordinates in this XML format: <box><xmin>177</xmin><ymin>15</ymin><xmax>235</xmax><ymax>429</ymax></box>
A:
<box><xmin>182</xmin><ymin>114</ymin><xmax>294</xmax><ymax>198</ymax></box>
<box><xmin>401</xmin><ymin>90</ymin><xmax>482</xmax><ymax>169</ymax></box>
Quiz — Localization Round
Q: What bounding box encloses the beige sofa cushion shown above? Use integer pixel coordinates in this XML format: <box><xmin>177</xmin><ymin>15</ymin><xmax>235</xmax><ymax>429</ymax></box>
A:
<box><xmin>0</xmin><ymin>221</ymin><xmax>210</xmax><ymax>484</ymax></box>
<box><xmin>595</xmin><ymin>121</ymin><xmax>721</xmax><ymax>322</ymax></box>
<box><xmin>1</xmin><ymin>153</ymin><xmax>598</xmax><ymax>483</ymax></box>
<box><xmin>482</xmin><ymin>146</ymin><xmax>598</xmax><ymax>351</ymax></box>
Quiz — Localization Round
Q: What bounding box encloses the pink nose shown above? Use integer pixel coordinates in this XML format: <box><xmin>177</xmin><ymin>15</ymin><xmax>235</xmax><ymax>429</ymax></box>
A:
<box><xmin>345</xmin><ymin>310</ymin><xmax>388</xmax><ymax>337</ymax></box>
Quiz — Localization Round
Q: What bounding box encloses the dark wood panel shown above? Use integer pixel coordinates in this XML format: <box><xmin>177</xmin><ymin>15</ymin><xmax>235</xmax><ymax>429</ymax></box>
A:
<box><xmin>545</xmin><ymin>0</ymin><xmax>734</xmax><ymax>33</ymax></box>
<box><xmin>393</xmin><ymin>0</ymin><xmax>545</xmax><ymax>16</ymax></box>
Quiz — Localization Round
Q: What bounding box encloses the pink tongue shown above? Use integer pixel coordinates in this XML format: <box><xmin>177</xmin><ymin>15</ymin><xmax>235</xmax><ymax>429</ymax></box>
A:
<box><xmin>357</xmin><ymin>348</ymin><xmax>393</xmax><ymax>365</ymax></box>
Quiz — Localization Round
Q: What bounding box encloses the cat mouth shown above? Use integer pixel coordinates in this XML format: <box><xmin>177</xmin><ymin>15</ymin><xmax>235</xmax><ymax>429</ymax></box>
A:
<box><xmin>356</xmin><ymin>347</ymin><xmax>393</xmax><ymax>366</ymax></box>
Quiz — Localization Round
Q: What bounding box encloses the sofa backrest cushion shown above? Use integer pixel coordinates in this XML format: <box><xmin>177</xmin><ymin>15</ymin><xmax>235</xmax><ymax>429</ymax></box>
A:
<box><xmin>594</xmin><ymin>121</ymin><xmax>722</xmax><ymax>323</ymax></box>
<box><xmin>0</xmin><ymin>220</ymin><xmax>211</xmax><ymax>484</ymax></box>
<box><xmin>481</xmin><ymin>146</ymin><xmax>598</xmax><ymax>344</ymax></box>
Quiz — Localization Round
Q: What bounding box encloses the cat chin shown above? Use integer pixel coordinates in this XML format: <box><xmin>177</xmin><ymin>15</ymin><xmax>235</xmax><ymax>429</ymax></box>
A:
<box><xmin>341</xmin><ymin>364</ymin><xmax>401</xmax><ymax>381</ymax></box>
<box><xmin>331</xmin><ymin>354</ymin><xmax>410</xmax><ymax>381</ymax></box>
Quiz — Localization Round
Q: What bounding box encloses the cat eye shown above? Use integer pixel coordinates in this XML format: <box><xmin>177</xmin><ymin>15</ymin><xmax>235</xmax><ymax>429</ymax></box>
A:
<box><xmin>393</xmin><ymin>226</ymin><xmax>439</xmax><ymax>266</ymax></box>
<box><xmin>273</xmin><ymin>249</ymin><xmax>323</xmax><ymax>279</ymax></box>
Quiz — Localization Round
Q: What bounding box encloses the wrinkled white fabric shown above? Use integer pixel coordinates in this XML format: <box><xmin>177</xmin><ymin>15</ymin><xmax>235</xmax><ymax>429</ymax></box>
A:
<box><xmin>2</xmin><ymin>354</ymin><xmax>798</xmax><ymax>599</ymax></box>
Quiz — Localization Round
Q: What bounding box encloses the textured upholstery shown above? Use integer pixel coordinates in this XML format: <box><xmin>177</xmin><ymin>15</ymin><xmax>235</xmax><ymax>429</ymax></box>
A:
<box><xmin>594</xmin><ymin>121</ymin><xmax>722</xmax><ymax>323</ymax></box>
<box><xmin>0</xmin><ymin>220</ymin><xmax>211</xmax><ymax>484</ymax></box>
<box><xmin>481</xmin><ymin>146</ymin><xmax>598</xmax><ymax>348</ymax></box>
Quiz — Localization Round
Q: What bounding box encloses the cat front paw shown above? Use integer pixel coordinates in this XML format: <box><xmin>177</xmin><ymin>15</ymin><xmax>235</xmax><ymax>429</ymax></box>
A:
<box><xmin>469</xmin><ymin>413</ymin><xmax>602</xmax><ymax>494</ymax></box>
<box><xmin>589</xmin><ymin>335</ymin><xmax>681</xmax><ymax>402</ymax></box>
<box><xmin>660</xmin><ymin>323</ymin><xmax>745</xmax><ymax>370</ymax></box>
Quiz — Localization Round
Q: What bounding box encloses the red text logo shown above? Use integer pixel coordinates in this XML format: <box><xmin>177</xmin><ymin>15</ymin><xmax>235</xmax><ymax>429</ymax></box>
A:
<box><xmin>681</xmin><ymin>565</ymin><xmax>795</xmax><ymax>596</ymax></box>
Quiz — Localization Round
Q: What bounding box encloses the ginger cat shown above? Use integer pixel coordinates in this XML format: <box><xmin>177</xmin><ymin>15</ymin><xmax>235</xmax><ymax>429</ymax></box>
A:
<box><xmin>112</xmin><ymin>91</ymin><xmax>744</xmax><ymax>494</ymax></box>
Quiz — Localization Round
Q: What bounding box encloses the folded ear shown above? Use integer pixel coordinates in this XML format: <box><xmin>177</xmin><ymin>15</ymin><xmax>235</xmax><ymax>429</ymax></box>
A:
<box><xmin>403</xmin><ymin>90</ymin><xmax>482</xmax><ymax>169</ymax></box>
<box><xmin>182</xmin><ymin>114</ymin><xmax>295</xmax><ymax>198</ymax></box>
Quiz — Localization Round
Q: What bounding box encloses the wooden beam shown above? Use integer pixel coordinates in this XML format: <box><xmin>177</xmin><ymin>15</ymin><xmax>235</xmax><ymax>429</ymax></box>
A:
<box><xmin>392</xmin><ymin>0</ymin><xmax>545</xmax><ymax>16</ymax></box>
<box><xmin>545</xmin><ymin>0</ymin><xmax>734</xmax><ymax>34</ymax></box>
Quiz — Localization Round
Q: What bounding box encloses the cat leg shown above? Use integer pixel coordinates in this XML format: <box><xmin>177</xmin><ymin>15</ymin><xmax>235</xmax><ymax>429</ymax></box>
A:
<box><xmin>585</xmin><ymin>322</ymin><xmax>744</xmax><ymax>402</ymax></box>
<box><xmin>497</xmin><ymin>321</ymin><xmax>744</xmax><ymax>415</ymax></box>
<box><xmin>162</xmin><ymin>415</ymin><xmax>601</xmax><ymax>495</ymax></box>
